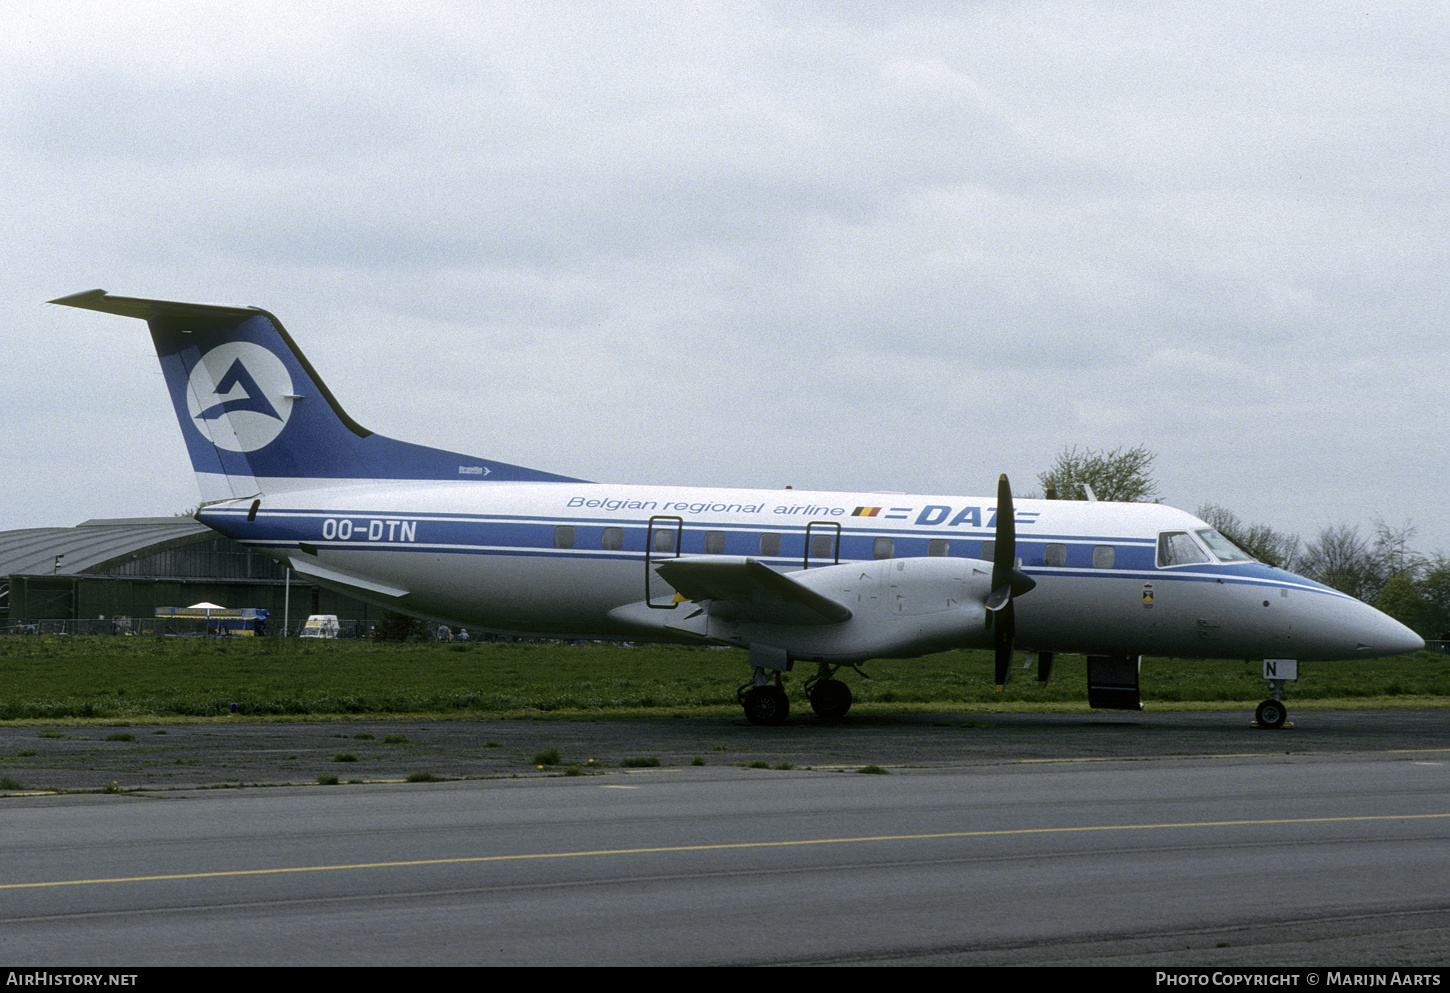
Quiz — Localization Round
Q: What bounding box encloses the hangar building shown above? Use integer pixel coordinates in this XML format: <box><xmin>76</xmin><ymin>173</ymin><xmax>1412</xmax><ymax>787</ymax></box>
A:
<box><xmin>0</xmin><ymin>517</ymin><xmax>380</xmax><ymax>635</ymax></box>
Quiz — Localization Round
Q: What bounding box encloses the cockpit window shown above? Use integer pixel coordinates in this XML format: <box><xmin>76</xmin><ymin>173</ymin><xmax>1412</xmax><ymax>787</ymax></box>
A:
<box><xmin>1157</xmin><ymin>531</ymin><xmax>1210</xmax><ymax>567</ymax></box>
<box><xmin>1195</xmin><ymin>529</ymin><xmax>1253</xmax><ymax>562</ymax></box>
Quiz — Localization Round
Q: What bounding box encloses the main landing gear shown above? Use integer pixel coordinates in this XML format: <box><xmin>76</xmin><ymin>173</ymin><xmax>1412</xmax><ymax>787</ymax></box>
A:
<box><xmin>808</xmin><ymin>678</ymin><xmax>852</xmax><ymax>719</ymax></box>
<box><xmin>739</xmin><ymin>647</ymin><xmax>792</xmax><ymax>726</ymax></box>
<box><xmin>739</xmin><ymin>662</ymin><xmax>862</xmax><ymax>725</ymax></box>
<box><xmin>804</xmin><ymin>662</ymin><xmax>860</xmax><ymax>719</ymax></box>
<box><xmin>741</xmin><ymin>683</ymin><xmax>790</xmax><ymax>726</ymax></box>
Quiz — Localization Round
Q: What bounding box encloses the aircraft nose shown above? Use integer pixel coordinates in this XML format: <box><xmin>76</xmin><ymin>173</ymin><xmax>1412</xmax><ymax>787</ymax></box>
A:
<box><xmin>1346</xmin><ymin>600</ymin><xmax>1424</xmax><ymax>657</ymax></box>
<box><xmin>1368</xmin><ymin>611</ymin><xmax>1425</xmax><ymax>656</ymax></box>
<box><xmin>1289</xmin><ymin>589</ymin><xmax>1425</xmax><ymax>660</ymax></box>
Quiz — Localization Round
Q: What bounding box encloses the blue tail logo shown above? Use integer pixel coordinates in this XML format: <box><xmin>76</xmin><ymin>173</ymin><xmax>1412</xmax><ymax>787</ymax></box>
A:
<box><xmin>184</xmin><ymin>342</ymin><xmax>295</xmax><ymax>453</ymax></box>
<box><xmin>50</xmin><ymin>289</ymin><xmax>590</xmax><ymax>488</ymax></box>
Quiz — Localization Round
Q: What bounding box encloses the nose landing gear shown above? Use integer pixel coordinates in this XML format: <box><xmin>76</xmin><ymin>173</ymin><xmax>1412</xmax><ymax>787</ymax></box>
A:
<box><xmin>1254</xmin><ymin>697</ymin><xmax>1288</xmax><ymax>729</ymax></box>
<box><xmin>1253</xmin><ymin>669</ymin><xmax>1294</xmax><ymax>729</ymax></box>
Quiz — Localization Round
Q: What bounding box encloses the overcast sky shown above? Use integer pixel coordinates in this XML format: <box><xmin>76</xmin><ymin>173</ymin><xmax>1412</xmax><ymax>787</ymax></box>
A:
<box><xmin>3</xmin><ymin>2</ymin><xmax>1446</xmax><ymax>556</ymax></box>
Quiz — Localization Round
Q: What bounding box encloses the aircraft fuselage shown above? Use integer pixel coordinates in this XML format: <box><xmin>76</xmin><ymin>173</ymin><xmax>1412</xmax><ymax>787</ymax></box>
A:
<box><xmin>198</xmin><ymin>479</ymin><xmax>1417</xmax><ymax>664</ymax></box>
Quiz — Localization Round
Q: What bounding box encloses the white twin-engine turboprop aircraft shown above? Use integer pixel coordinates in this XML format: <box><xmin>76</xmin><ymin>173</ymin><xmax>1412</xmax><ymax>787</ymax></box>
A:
<box><xmin>53</xmin><ymin>290</ymin><xmax>1423</xmax><ymax>728</ymax></box>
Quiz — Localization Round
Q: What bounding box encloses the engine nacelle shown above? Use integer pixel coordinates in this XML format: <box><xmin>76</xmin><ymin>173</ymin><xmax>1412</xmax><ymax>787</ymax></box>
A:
<box><xmin>737</xmin><ymin>556</ymin><xmax>995</xmax><ymax>663</ymax></box>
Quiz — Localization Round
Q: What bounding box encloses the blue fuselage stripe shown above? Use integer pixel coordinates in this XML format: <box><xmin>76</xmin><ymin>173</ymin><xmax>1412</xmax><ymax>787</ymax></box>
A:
<box><xmin>206</xmin><ymin>508</ymin><xmax>1344</xmax><ymax>600</ymax></box>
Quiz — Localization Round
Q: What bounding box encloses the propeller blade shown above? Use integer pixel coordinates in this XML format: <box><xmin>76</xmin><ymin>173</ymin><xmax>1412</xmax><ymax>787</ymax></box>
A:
<box><xmin>990</xmin><ymin>475</ymin><xmax>1037</xmax><ymax>598</ymax></box>
<box><xmin>994</xmin><ymin>600</ymin><xmax>1014</xmax><ymax>689</ymax></box>
<box><xmin>988</xmin><ymin>474</ymin><xmax>1037</xmax><ymax>691</ymax></box>
<box><xmin>991</xmin><ymin>474</ymin><xmax>1015</xmax><ymax>592</ymax></box>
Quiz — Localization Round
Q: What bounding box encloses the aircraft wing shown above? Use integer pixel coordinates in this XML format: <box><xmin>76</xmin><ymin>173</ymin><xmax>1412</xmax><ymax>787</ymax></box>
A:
<box><xmin>287</xmin><ymin>556</ymin><xmax>410</xmax><ymax>600</ymax></box>
<box><xmin>654</xmin><ymin>557</ymin><xmax>851</xmax><ymax>626</ymax></box>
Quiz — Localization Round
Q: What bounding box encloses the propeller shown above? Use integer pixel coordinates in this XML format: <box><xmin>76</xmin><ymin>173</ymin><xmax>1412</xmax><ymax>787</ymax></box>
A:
<box><xmin>985</xmin><ymin>474</ymin><xmax>1036</xmax><ymax>690</ymax></box>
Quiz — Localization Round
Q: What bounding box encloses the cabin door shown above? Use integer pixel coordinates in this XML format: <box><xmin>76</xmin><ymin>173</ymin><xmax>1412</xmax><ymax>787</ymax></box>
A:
<box><xmin>803</xmin><ymin>521</ymin><xmax>841</xmax><ymax>569</ymax></box>
<box><xmin>645</xmin><ymin>515</ymin><xmax>684</xmax><ymax>608</ymax></box>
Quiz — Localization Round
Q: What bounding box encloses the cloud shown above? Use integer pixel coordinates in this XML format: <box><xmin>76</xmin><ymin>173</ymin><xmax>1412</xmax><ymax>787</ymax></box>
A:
<box><xmin>2</xmin><ymin>1</ymin><xmax>1446</xmax><ymax>554</ymax></box>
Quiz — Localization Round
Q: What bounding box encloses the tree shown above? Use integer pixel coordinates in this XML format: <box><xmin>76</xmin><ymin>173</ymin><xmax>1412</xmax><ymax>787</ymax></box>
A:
<box><xmin>1372</xmin><ymin>518</ymin><xmax>1421</xmax><ymax>578</ymax></box>
<box><xmin>1417</xmin><ymin>554</ymin><xmax>1450</xmax><ymax>639</ymax></box>
<box><xmin>1195</xmin><ymin>504</ymin><xmax>1301</xmax><ymax>570</ymax></box>
<box><xmin>1293</xmin><ymin>518</ymin><xmax>1436</xmax><ymax>615</ymax></box>
<box><xmin>1037</xmin><ymin>445</ymin><xmax>1160</xmax><ymax>503</ymax></box>
<box><xmin>1375</xmin><ymin>573</ymin><xmax>1428</xmax><ymax>632</ymax></box>
<box><xmin>1296</xmin><ymin>524</ymin><xmax>1386</xmax><ymax>603</ymax></box>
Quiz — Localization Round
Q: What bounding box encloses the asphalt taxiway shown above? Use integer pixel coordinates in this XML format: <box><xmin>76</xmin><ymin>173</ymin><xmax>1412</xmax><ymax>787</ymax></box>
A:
<box><xmin>2</xmin><ymin>750</ymin><xmax>1447</xmax><ymax>966</ymax></box>
<box><xmin>2</xmin><ymin>707</ymin><xmax>1449</xmax><ymax>792</ymax></box>
<box><xmin>2</xmin><ymin>709</ymin><xmax>1448</xmax><ymax>966</ymax></box>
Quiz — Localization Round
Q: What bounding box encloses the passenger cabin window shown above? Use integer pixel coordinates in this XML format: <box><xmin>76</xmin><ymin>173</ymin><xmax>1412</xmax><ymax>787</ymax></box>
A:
<box><xmin>653</xmin><ymin>529</ymin><xmax>676</xmax><ymax>553</ymax></box>
<box><xmin>872</xmin><ymin>537</ymin><xmax>894</xmax><ymax>560</ymax></box>
<box><xmin>1158</xmin><ymin>531</ymin><xmax>1209</xmax><ymax>567</ymax></box>
<box><xmin>809</xmin><ymin>533</ymin><xmax>835</xmax><ymax>559</ymax></box>
<box><xmin>553</xmin><ymin>526</ymin><xmax>575</xmax><ymax>549</ymax></box>
<box><xmin>601</xmin><ymin>527</ymin><xmax>623</xmax><ymax>550</ymax></box>
<box><xmin>704</xmin><ymin>530</ymin><xmax>727</xmax><ymax>554</ymax></box>
<box><xmin>927</xmin><ymin>539</ymin><xmax>950</xmax><ymax>557</ymax></box>
<box><xmin>1044</xmin><ymin>543</ymin><xmax>1066</xmax><ymax>567</ymax></box>
<box><xmin>1093</xmin><ymin>545</ymin><xmax>1116</xmax><ymax>569</ymax></box>
<box><xmin>981</xmin><ymin>540</ymin><xmax>995</xmax><ymax>562</ymax></box>
<box><xmin>759</xmin><ymin>532</ymin><xmax>781</xmax><ymax>556</ymax></box>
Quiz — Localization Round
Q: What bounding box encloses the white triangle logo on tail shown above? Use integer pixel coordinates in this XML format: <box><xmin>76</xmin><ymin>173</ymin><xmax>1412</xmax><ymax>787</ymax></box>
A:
<box><xmin>185</xmin><ymin>342</ymin><xmax>295</xmax><ymax>453</ymax></box>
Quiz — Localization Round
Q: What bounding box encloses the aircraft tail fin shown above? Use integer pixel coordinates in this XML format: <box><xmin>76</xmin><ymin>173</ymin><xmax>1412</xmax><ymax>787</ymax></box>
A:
<box><xmin>51</xmin><ymin>289</ymin><xmax>581</xmax><ymax>503</ymax></box>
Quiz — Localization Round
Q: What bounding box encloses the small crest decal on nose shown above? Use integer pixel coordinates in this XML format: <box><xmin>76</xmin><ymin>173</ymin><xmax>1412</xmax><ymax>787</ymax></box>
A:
<box><xmin>186</xmin><ymin>342</ymin><xmax>294</xmax><ymax>452</ymax></box>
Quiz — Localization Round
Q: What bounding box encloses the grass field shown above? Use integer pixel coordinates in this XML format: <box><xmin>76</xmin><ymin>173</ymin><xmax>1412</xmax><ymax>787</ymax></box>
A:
<box><xmin>2</xmin><ymin>636</ymin><xmax>1447</xmax><ymax>722</ymax></box>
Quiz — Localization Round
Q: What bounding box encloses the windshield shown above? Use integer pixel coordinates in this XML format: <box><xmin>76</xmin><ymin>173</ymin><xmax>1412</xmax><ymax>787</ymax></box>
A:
<box><xmin>1158</xmin><ymin>531</ymin><xmax>1209</xmax><ymax>567</ymax></box>
<box><xmin>1195</xmin><ymin>528</ymin><xmax>1254</xmax><ymax>562</ymax></box>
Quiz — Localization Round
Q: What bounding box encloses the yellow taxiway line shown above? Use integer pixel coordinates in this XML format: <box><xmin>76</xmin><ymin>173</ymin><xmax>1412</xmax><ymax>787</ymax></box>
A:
<box><xmin>3</xmin><ymin>812</ymin><xmax>1447</xmax><ymax>892</ymax></box>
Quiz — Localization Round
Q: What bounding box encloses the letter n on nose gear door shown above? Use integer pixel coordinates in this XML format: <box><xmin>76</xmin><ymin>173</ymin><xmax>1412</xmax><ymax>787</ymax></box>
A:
<box><xmin>646</xmin><ymin>515</ymin><xmax>683</xmax><ymax>608</ymax></box>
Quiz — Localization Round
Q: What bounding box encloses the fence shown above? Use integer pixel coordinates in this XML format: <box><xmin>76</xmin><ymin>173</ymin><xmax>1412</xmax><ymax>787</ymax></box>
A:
<box><xmin>3</xmin><ymin>618</ymin><xmax>482</xmax><ymax>641</ymax></box>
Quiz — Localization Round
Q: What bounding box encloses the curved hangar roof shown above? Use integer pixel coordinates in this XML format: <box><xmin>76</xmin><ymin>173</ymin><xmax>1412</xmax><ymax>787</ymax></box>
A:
<box><xmin>0</xmin><ymin>518</ymin><xmax>212</xmax><ymax>577</ymax></box>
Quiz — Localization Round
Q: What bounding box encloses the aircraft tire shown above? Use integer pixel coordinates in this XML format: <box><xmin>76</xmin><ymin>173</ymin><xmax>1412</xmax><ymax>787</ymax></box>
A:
<box><xmin>1255</xmin><ymin>699</ymin><xmax>1287</xmax><ymax>729</ymax></box>
<box><xmin>743</xmin><ymin>686</ymin><xmax>789</xmax><ymax>726</ymax></box>
<box><xmin>808</xmin><ymin>679</ymin><xmax>852</xmax><ymax>719</ymax></box>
